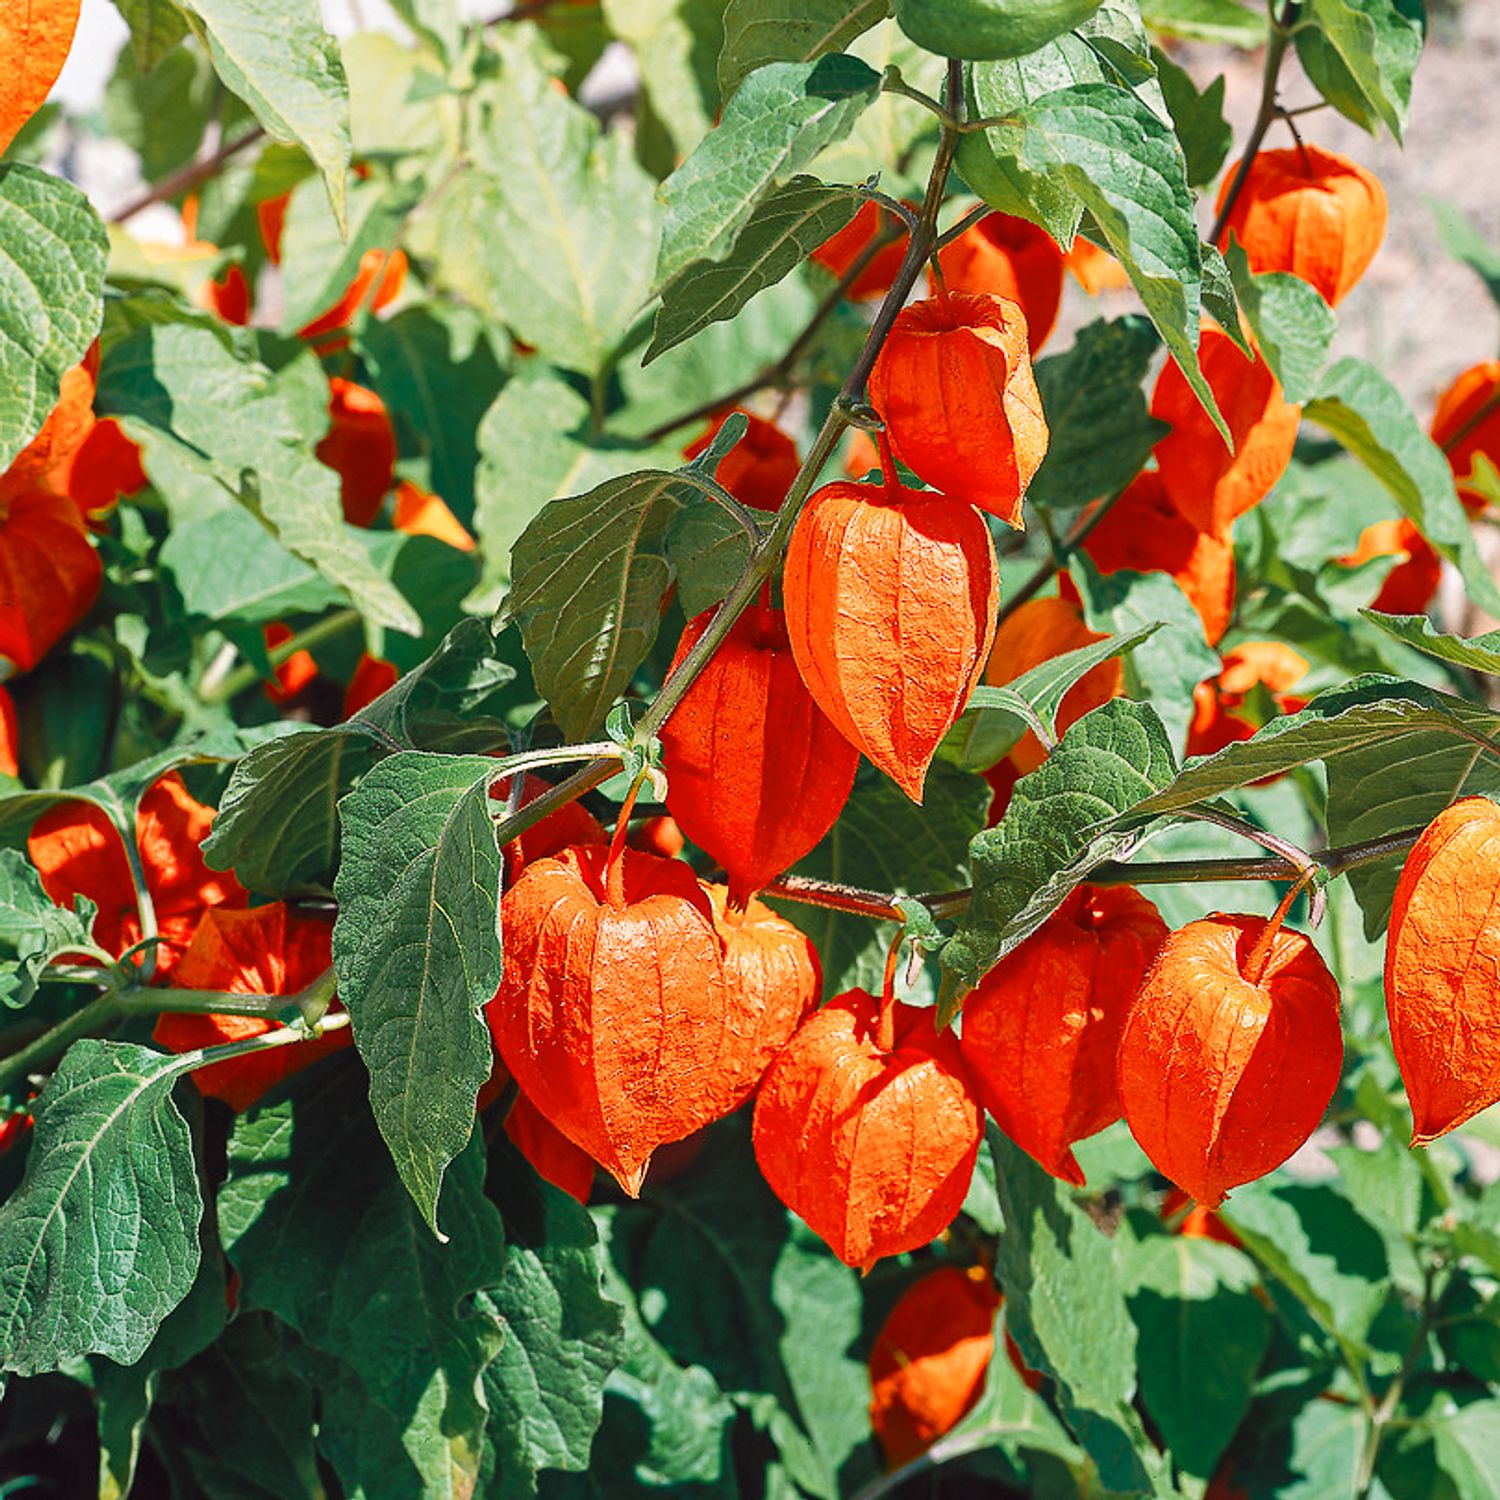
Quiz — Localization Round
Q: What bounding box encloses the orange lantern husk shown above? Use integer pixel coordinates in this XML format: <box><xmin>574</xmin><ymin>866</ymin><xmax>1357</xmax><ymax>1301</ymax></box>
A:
<box><xmin>683</xmin><ymin>409</ymin><xmax>801</xmax><ymax>512</ymax></box>
<box><xmin>1215</xmin><ymin>146</ymin><xmax>1387</xmax><ymax>308</ymax></box>
<box><xmin>505</xmin><ymin>1091</ymin><xmax>598</xmax><ymax>1203</ymax></box>
<box><xmin>752</xmin><ymin>985</ymin><xmax>983</xmax><ymax>1269</ymax></box>
<box><xmin>960</xmin><ymin>884</ymin><xmax>1168</xmax><ymax>1185</ymax></box>
<box><xmin>316</xmin><ymin>378</ymin><xmax>397</xmax><ymax>527</ymax></box>
<box><xmin>783</xmin><ymin>455</ymin><xmax>999</xmax><ymax>803</ymax></box>
<box><xmin>1431</xmin><ymin>361</ymin><xmax>1500</xmax><ymax>516</ymax></box>
<box><xmin>0</xmin><ymin>489</ymin><xmax>102</xmax><ymax>674</ymax></box>
<box><xmin>1385</xmin><ymin>796</ymin><xmax>1500</xmax><ymax>1144</ymax></box>
<box><xmin>488</xmin><ymin>772</ymin><xmax>608</xmax><ymax>883</ymax></box>
<box><xmin>868</xmin><ymin>291</ymin><xmax>1047</xmax><ymax>527</ymax></box>
<box><xmin>811</xmin><ymin>200</ymin><xmax>911</xmax><ymax>302</ymax></box>
<box><xmin>932</xmin><ymin>213</ymin><xmax>1066</xmax><ymax>354</ymax></box>
<box><xmin>1117</xmin><ymin>911</ymin><xmax>1343</xmax><ymax>1206</ymax></box>
<box><xmin>1151</xmin><ymin>325</ymin><xmax>1300</xmax><ymax>539</ymax></box>
<box><xmin>487</xmin><ymin>842</ymin><xmax>745</xmax><ymax>1195</ymax></box>
<box><xmin>660</xmin><ymin>601</ymin><xmax>859</xmax><ymax>904</ymax></box>
<box><xmin>392</xmin><ymin>481</ymin><xmax>475</xmax><ymax>551</ymax></box>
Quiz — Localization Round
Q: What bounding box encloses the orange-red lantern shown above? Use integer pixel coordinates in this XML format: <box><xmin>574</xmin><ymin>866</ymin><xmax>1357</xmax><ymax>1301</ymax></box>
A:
<box><xmin>932</xmin><ymin>213</ymin><xmax>1065</xmax><ymax>353</ymax></box>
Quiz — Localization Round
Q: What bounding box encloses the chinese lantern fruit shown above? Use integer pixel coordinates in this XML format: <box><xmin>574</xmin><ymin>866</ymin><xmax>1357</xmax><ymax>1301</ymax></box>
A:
<box><xmin>488</xmin><ymin>773</ymin><xmax>607</xmax><ymax>883</ymax></box>
<box><xmin>985</xmin><ymin>594</ymin><xmax>1122</xmax><ymax>774</ymax></box>
<box><xmin>1082</xmin><ymin>470</ymin><xmax>1236</xmax><ymax>645</ymax></box>
<box><xmin>505</xmin><ymin>1092</ymin><xmax>597</xmax><ymax>1204</ymax></box>
<box><xmin>487</xmin><ymin>844</ymin><xmax>742</xmax><ymax>1195</ymax></box>
<box><xmin>316</xmin><ymin>379</ymin><xmax>397</xmax><ymax>527</ymax></box>
<box><xmin>933</xmin><ymin>213</ymin><xmax>1065</xmax><ymax>353</ymax></box>
<box><xmin>1341</xmin><ymin>518</ymin><xmax>1441</xmax><ymax>616</ymax></box>
<box><xmin>867</xmin><ymin>292</ymin><xmax>1048</xmax><ymax>527</ymax></box>
<box><xmin>783</xmin><ymin>473</ymin><xmax>999</xmax><ymax>802</ymax></box>
<box><xmin>869</xmin><ymin>1266</ymin><xmax>999</xmax><ymax>1467</ymax></box>
<box><xmin>1385</xmin><ymin>797</ymin><xmax>1500</xmax><ymax>1144</ymax></box>
<box><xmin>683</xmin><ymin>409</ymin><xmax>800</xmax><ymax>512</ymax></box>
<box><xmin>660</xmin><ymin>602</ymin><xmax>858</xmax><ymax>903</ymax></box>
<box><xmin>0</xmin><ymin>0</ymin><xmax>81</xmax><ymax>156</ymax></box>
<box><xmin>706</xmin><ymin>883</ymin><xmax>820</xmax><ymax>1107</ymax></box>
<box><xmin>811</xmin><ymin>200</ymin><xmax>910</xmax><ymax>301</ymax></box>
<box><xmin>1215</xmin><ymin>146</ymin><xmax>1387</xmax><ymax>308</ymax></box>
<box><xmin>1151</xmin><ymin>325</ymin><xmax>1300</xmax><ymax>538</ymax></box>
<box><xmin>1431</xmin><ymin>361</ymin><xmax>1500</xmax><ymax>515</ymax></box>
<box><xmin>1117</xmin><ymin>913</ymin><xmax>1342</xmax><ymax>1206</ymax></box>
<box><xmin>960</xmin><ymin>884</ymin><xmax>1168</xmax><ymax>1184</ymax></box>
<box><xmin>0</xmin><ymin>489</ymin><xmax>102</xmax><ymax>673</ymax></box>
<box><xmin>1064</xmin><ymin>236</ymin><xmax>1129</xmax><ymax>295</ymax></box>
<box><xmin>752</xmin><ymin>988</ymin><xmax>983</xmax><ymax>1268</ymax></box>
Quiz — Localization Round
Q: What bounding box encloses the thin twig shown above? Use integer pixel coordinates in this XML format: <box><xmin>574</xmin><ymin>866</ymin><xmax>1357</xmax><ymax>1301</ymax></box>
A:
<box><xmin>110</xmin><ymin>127</ymin><xmax>268</xmax><ymax>225</ymax></box>
<box><xmin>995</xmin><ymin>484</ymin><xmax>1130</xmax><ymax>625</ymax></box>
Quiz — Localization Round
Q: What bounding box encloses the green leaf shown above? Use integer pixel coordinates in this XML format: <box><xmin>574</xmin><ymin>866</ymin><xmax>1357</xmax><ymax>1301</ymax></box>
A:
<box><xmin>482</xmin><ymin>1136</ymin><xmax>625</xmax><ymax>1491</ymax></box>
<box><xmin>97</xmin><ymin>324</ymin><xmax>421</xmax><ymax>635</ymax></box>
<box><xmin>1028</xmin><ymin>314</ymin><xmax>1167</xmax><ymax>509</ymax></box>
<box><xmin>991</xmin><ymin>1130</ymin><xmax>1155</xmax><ymax>1494</ymax></box>
<box><xmin>1074</xmin><ymin>558</ymin><xmax>1223</xmax><ymax>751</ymax></box>
<box><xmin>647</xmin><ymin>177</ymin><xmax>858</xmax><ymax>362</ymax></box>
<box><xmin>655</xmin><ymin>56</ymin><xmax>882</xmax><ymax>288</ymax></box>
<box><xmin>217</xmin><ymin>1059</ymin><xmax>508</xmax><ymax>1495</ymax></box>
<box><xmin>0</xmin><ymin>849</ymin><xmax>97</xmax><ymax>1009</ymax></box>
<box><xmin>1151</xmin><ymin>46</ymin><xmax>1231</xmax><ymax>186</ymax></box>
<box><xmin>1434</xmin><ymin>199</ymin><xmax>1500</xmax><ymax>312</ymax></box>
<box><xmin>603</xmin><ymin>0</ymin><xmax>725</xmax><ymax>159</ymax></box>
<box><xmin>1431</xmin><ymin>1400</ymin><xmax>1500</xmax><ymax>1497</ymax></box>
<box><xmin>942</xmin><ymin>621</ymin><xmax>1161</xmax><ymax>771</ymax></box>
<box><xmin>0</xmin><ymin>1041</ymin><xmax>201</xmax><ymax>1374</ymax></box>
<box><xmin>1117</xmin><ymin>1234</ymin><xmax>1270</xmax><ymax>1479</ymax></box>
<box><xmin>1306</xmin><ymin>358</ymin><xmax>1500</xmax><ymax>618</ymax></box>
<box><xmin>111</xmin><ymin>0</ymin><xmax>191</xmax><ymax>70</ymax></box>
<box><xmin>940</xmin><ymin>698</ymin><xmax>1177</xmax><ymax>1006</ymax></box>
<box><xmin>503</xmin><ymin>469</ymin><xmax>692</xmax><ymax>740</ymax></box>
<box><xmin>717</xmin><ymin>0</ymin><xmax>890</xmax><ymax>100</ymax></box>
<box><xmin>1012</xmin><ymin>82</ymin><xmax>1228</xmax><ymax>441</ymax></box>
<box><xmin>1299</xmin><ymin>0</ymin><xmax>1424</xmax><ymax>141</ymax></box>
<box><xmin>771</xmin><ymin>761</ymin><xmax>988</xmax><ymax>997</ymax></box>
<box><xmin>1363</xmin><ymin>612</ymin><xmax>1500</xmax><ymax>676</ymax></box>
<box><xmin>1138</xmin><ymin>0</ymin><xmax>1263</xmax><ymax>43</ymax></box>
<box><xmin>665</xmin><ymin>494</ymin><xmax>754</xmax><ymax>618</ymax></box>
<box><xmin>0</xmin><ymin>165</ymin><xmax>108</xmax><ymax>472</ymax></box>
<box><xmin>385</xmin><ymin>0</ymin><xmax>463</xmax><ymax>59</ymax></box>
<box><xmin>1224</xmin><ymin>239</ymin><xmax>1337</xmax><ymax>404</ymax></box>
<box><xmin>332</xmin><ymin>753</ymin><xmax>503</xmax><ymax>1235</ymax></box>
<box><xmin>429</xmin><ymin>36</ymin><xmax>661</xmax><ymax>376</ymax></box>
<box><xmin>175</xmin><ymin>0</ymin><xmax>352</xmax><ymax>230</ymax></box>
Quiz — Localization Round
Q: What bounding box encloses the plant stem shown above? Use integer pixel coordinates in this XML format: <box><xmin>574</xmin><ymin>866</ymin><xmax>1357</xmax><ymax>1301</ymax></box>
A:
<box><xmin>995</xmin><ymin>484</ymin><xmax>1129</xmax><ymax>625</ymax></box>
<box><xmin>202</xmin><ymin>609</ymin><xmax>364</xmax><ymax>706</ymax></box>
<box><xmin>1355</xmin><ymin>1262</ymin><xmax>1440</xmax><ymax>1496</ymax></box>
<box><xmin>1207</xmin><ymin>0</ymin><xmax>1301</xmax><ymax>247</ymax></box>
<box><xmin>110</xmin><ymin>127</ymin><xmax>268</xmax><ymax>225</ymax></box>
<box><xmin>0</xmin><ymin>995</ymin><xmax>121</xmax><ymax>1096</ymax></box>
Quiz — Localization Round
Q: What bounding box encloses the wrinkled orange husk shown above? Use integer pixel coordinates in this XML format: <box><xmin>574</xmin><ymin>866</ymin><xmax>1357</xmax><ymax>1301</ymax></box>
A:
<box><xmin>984</xmin><ymin>594</ymin><xmax>1122</xmax><ymax>774</ymax></box>
<box><xmin>661</xmin><ymin>603</ymin><xmax>859</xmax><ymax>903</ymax></box>
<box><xmin>316</xmin><ymin>378</ymin><xmax>397</xmax><ymax>527</ymax></box>
<box><xmin>631</xmin><ymin>814</ymin><xmax>685</xmax><ymax>859</ymax></box>
<box><xmin>752</xmin><ymin>991</ymin><xmax>983</xmax><ymax>1269</ymax></box>
<box><xmin>783</xmin><ymin>482</ymin><xmax>999</xmax><ymax>802</ymax></box>
<box><xmin>1431</xmin><ymin>361</ymin><xmax>1500</xmax><ymax>516</ymax></box>
<box><xmin>1161</xmin><ymin>1187</ymin><xmax>1242</xmax><ymax>1248</ymax></box>
<box><xmin>705</xmin><ymin>883</ymin><xmax>820</xmax><ymax>1108</ymax></box>
<box><xmin>204</xmin><ymin>263</ymin><xmax>252</xmax><ymax>326</ymax></box>
<box><xmin>869</xmin><ymin>1266</ymin><xmax>999</xmax><ymax>1468</ymax></box>
<box><xmin>1186</xmin><ymin>680</ymin><xmax>1255</xmax><ymax>760</ymax></box>
<box><xmin>961</xmin><ymin>884</ymin><xmax>1168</xmax><ymax>1184</ymax></box>
<box><xmin>488</xmin><ymin>772</ymin><xmax>607</xmax><ymax>883</ymax></box>
<box><xmin>812</xmin><ymin>200</ymin><xmax>911</xmax><ymax>302</ymax></box>
<box><xmin>299</xmin><ymin>248</ymin><xmax>408</xmax><ymax>342</ymax></box>
<box><xmin>67</xmin><ymin>419</ymin><xmax>148</xmax><ymax>520</ymax></box>
<box><xmin>392</xmin><ymin>480</ymin><xmax>475</xmax><ymax>550</ymax></box>
<box><xmin>0</xmin><ymin>0</ymin><xmax>81</xmax><ymax>154</ymax></box>
<box><xmin>263</xmin><ymin>622</ymin><xmax>319</xmax><ymax>703</ymax></box>
<box><xmin>1082</xmin><ymin>470</ymin><xmax>1236</xmax><ymax>645</ymax></box>
<box><xmin>1341</xmin><ymin>519</ymin><xmax>1441</xmax><ymax>616</ymax></box>
<box><xmin>154</xmin><ymin>904</ymin><xmax>348</xmax><ymax>1111</ymax></box>
<box><xmin>488</xmin><ymin>845</ymin><xmax>747</xmax><ymax>1195</ymax></box>
<box><xmin>0</xmin><ymin>489</ymin><xmax>102</xmax><ymax>673</ymax></box>
<box><xmin>867</xmin><ymin>292</ymin><xmax>1048</xmax><ymax>527</ymax></box>
<box><xmin>683</xmin><ymin>409</ymin><xmax>801</xmax><ymax>512</ymax></box>
<box><xmin>932</xmin><ymin>213</ymin><xmax>1065</xmax><ymax>354</ymax></box>
<box><xmin>1217</xmin><ymin>641</ymin><xmax>1309</xmax><ymax>702</ymax></box>
<box><xmin>506</xmin><ymin>1091</ymin><xmax>597</xmax><ymax>1203</ymax></box>
<box><xmin>1064</xmin><ymin>236</ymin><xmax>1129</xmax><ymax>295</ymax></box>
<box><xmin>1216</xmin><ymin>146</ymin><xmax>1387</xmax><ymax>308</ymax></box>
<box><xmin>1151</xmin><ymin>326</ymin><xmax>1301</xmax><ymax>539</ymax></box>
<box><xmin>29</xmin><ymin>772</ymin><xmax>247</xmax><ymax>977</ymax></box>
<box><xmin>1117</xmin><ymin>915</ymin><xmax>1343</xmax><ymax>1206</ymax></box>
<box><xmin>343</xmin><ymin>653</ymin><xmax>401</xmax><ymax>718</ymax></box>
<box><xmin>1385</xmin><ymin>797</ymin><xmax>1500</xmax><ymax>1144</ymax></box>
<box><xmin>0</xmin><ymin>687</ymin><xmax>16</xmax><ymax>780</ymax></box>
<box><xmin>1</xmin><ymin>358</ymin><xmax>98</xmax><ymax>505</ymax></box>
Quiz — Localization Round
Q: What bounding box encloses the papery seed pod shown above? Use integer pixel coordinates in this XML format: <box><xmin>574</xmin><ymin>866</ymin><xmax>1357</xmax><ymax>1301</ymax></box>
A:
<box><xmin>1340</xmin><ymin>517</ymin><xmax>1442</xmax><ymax>616</ymax></box>
<box><xmin>1385</xmin><ymin>797</ymin><xmax>1500</xmax><ymax>1144</ymax></box>
<box><xmin>783</xmin><ymin>466</ymin><xmax>999</xmax><ymax>802</ymax></box>
<box><xmin>631</xmin><ymin>814</ymin><xmax>685</xmax><ymax>859</ymax></box>
<box><xmin>489</xmin><ymin>772</ymin><xmax>608</xmax><ymax>883</ymax></box>
<box><xmin>812</xmin><ymin>200</ymin><xmax>911</xmax><ymax>302</ymax></box>
<box><xmin>1117</xmin><ymin>912</ymin><xmax>1343</xmax><ymax>1206</ymax></box>
<box><xmin>869</xmin><ymin>1265</ymin><xmax>999</xmax><ymax>1467</ymax></box>
<box><xmin>299</xmin><ymin>249</ymin><xmax>408</xmax><ymax>343</ymax></box>
<box><xmin>984</xmin><ymin>593</ymin><xmax>1122</xmax><ymax>774</ymax></box>
<box><xmin>960</xmin><ymin>884</ymin><xmax>1167</xmax><ymax>1184</ymax></box>
<box><xmin>1186</xmin><ymin>643</ymin><xmax>1309</xmax><ymax>761</ymax></box>
<box><xmin>343</xmin><ymin>653</ymin><xmax>400</xmax><ymax>717</ymax></box>
<box><xmin>1082</xmin><ymin>470</ymin><xmax>1235</xmax><ymax>645</ymax></box>
<box><xmin>683</xmin><ymin>409</ymin><xmax>800</xmax><ymax>512</ymax></box>
<box><xmin>317</xmin><ymin>379</ymin><xmax>397</xmax><ymax>527</ymax></box>
<box><xmin>0</xmin><ymin>0</ymin><xmax>80</xmax><ymax>155</ymax></box>
<box><xmin>486</xmin><ymin>844</ymin><xmax>737</xmax><ymax>1194</ymax></box>
<box><xmin>932</xmin><ymin>213</ymin><xmax>1065</xmax><ymax>354</ymax></box>
<box><xmin>1151</xmin><ymin>325</ymin><xmax>1300</xmax><ymax>538</ymax></box>
<box><xmin>0</xmin><ymin>490</ymin><xmax>102</xmax><ymax>674</ymax></box>
<box><xmin>1215</xmin><ymin>146</ymin><xmax>1387</xmax><ymax>307</ymax></box>
<box><xmin>505</xmin><ymin>1092</ymin><xmax>597</xmax><ymax>1204</ymax></box>
<box><xmin>752</xmin><ymin>988</ymin><xmax>983</xmax><ymax>1268</ymax></box>
<box><xmin>660</xmin><ymin>602</ymin><xmax>859</xmax><ymax>902</ymax></box>
<box><xmin>867</xmin><ymin>292</ymin><xmax>1048</xmax><ymax>527</ymax></box>
<box><xmin>1431</xmin><ymin>361</ymin><xmax>1500</xmax><ymax>516</ymax></box>
<box><xmin>1064</xmin><ymin>235</ymin><xmax>1128</xmax><ymax>295</ymax></box>
<box><xmin>392</xmin><ymin>482</ymin><xmax>475</xmax><ymax>550</ymax></box>
<box><xmin>0</xmin><ymin>687</ymin><xmax>16</xmax><ymax>780</ymax></box>
<box><xmin>1161</xmin><ymin>1187</ymin><xmax>1241</xmax><ymax>1248</ymax></box>
<box><xmin>706</xmin><ymin>882</ymin><xmax>820</xmax><ymax>1106</ymax></box>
